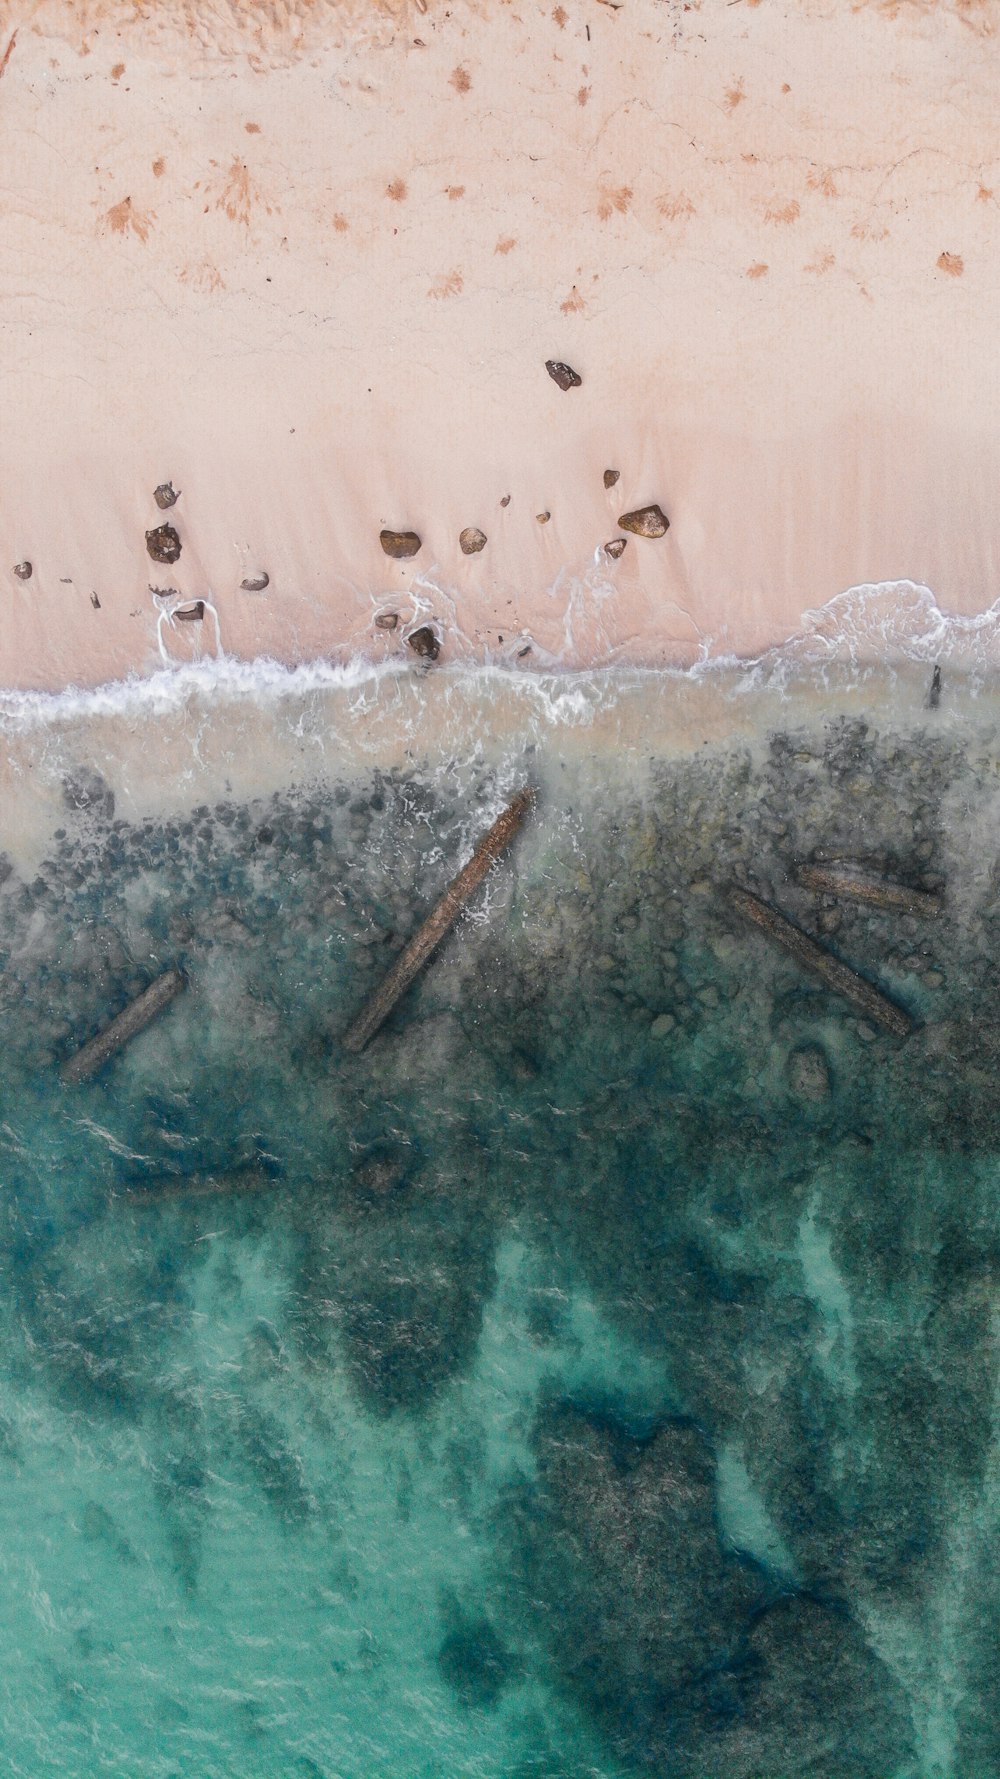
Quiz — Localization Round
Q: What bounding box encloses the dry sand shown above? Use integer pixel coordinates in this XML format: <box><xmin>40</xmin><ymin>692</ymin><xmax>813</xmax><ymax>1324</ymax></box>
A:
<box><xmin>0</xmin><ymin>0</ymin><xmax>997</xmax><ymax>688</ymax></box>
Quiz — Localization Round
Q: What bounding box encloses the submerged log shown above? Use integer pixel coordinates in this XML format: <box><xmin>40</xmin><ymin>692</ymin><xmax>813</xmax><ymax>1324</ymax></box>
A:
<box><xmin>121</xmin><ymin>1165</ymin><xmax>275</xmax><ymax>1205</ymax></box>
<box><xmin>795</xmin><ymin>862</ymin><xmax>941</xmax><ymax>918</ymax></box>
<box><xmin>343</xmin><ymin>786</ymin><xmax>534</xmax><ymax>1052</ymax></box>
<box><xmin>62</xmin><ymin>968</ymin><xmax>186</xmax><ymax>1083</ymax></box>
<box><xmin>728</xmin><ymin>886</ymin><xmax>912</xmax><ymax>1037</ymax></box>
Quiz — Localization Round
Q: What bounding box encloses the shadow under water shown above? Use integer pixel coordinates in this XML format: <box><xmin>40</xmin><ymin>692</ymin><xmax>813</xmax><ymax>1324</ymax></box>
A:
<box><xmin>0</xmin><ymin>663</ymin><xmax>997</xmax><ymax>1776</ymax></box>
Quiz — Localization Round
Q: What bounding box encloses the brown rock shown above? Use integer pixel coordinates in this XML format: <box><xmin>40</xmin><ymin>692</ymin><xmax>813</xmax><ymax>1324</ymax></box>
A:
<box><xmin>536</xmin><ymin>510</ymin><xmax>551</xmax><ymax>524</ymax></box>
<box><xmin>146</xmin><ymin>523</ymin><xmax>182</xmax><ymax>565</ymax></box>
<box><xmin>603</xmin><ymin>469</ymin><xmax>620</xmax><ymax>488</ymax></box>
<box><xmin>374</xmin><ymin>611</ymin><xmax>399</xmax><ymax>630</ymax></box>
<box><xmin>153</xmin><ymin>482</ymin><xmax>179</xmax><ymax>509</ymax></box>
<box><xmin>618</xmin><ymin>503</ymin><xmax>669</xmax><ymax>538</ymax></box>
<box><xmin>459</xmin><ymin>527</ymin><xmax>487</xmax><ymax>554</ymax></box>
<box><xmin>380</xmin><ymin>528</ymin><xmax>422</xmax><ymax>559</ymax></box>
<box><xmin>175</xmin><ymin>601</ymin><xmax>205</xmax><ymax>622</ymax></box>
<box><xmin>407</xmin><ymin>625</ymin><xmax>440</xmax><ymax>660</ymax></box>
<box><xmin>240</xmin><ymin>571</ymin><xmax>270</xmax><ymax>592</ymax></box>
<box><xmin>604</xmin><ymin>538</ymin><xmax>627</xmax><ymax>559</ymax></box>
<box><xmin>545</xmin><ymin>359</ymin><xmax>582</xmax><ymax>390</ymax></box>
<box><xmin>500</xmin><ymin>494</ymin><xmax>511</xmax><ymax>507</ymax></box>
<box><xmin>12</xmin><ymin>561</ymin><xmax>32</xmax><ymax>581</ymax></box>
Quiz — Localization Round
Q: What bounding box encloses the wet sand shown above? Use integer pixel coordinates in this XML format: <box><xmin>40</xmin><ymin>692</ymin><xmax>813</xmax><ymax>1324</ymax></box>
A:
<box><xmin>0</xmin><ymin>0</ymin><xmax>997</xmax><ymax>687</ymax></box>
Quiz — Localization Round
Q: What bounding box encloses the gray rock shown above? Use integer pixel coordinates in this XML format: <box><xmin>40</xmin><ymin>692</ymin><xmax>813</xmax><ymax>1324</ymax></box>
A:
<box><xmin>380</xmin><ymin>529</ymin><xmax>422</xmax><ymax>559</ymax></box>
<box><xmin>145</xmin><ymin>524</ymin><xmax>181</xmax><ymax>565</ymax></box>
<box><xmin>459</xmin><ymin>527</ymin><xmax>487</xmax><ymax>554</ymax></box>
<box><xmin>153</xmin><ymin>483</ymin><xmax>179</xmax><ymax>509</ymax></box>
<box><xmin>604</xmin><ymin>538</ymin><xmax>627</xmax><ymax>559</ymax></box>
<box><xmin>240</xmin><ymin>571</ymin><xmax>270</xmax><ymax>592</ymax></box>
<box><xmin>618</xmin><ymin>503</ymin><xmax>669</xmax><ymax>538</ymax></box>
<box><xmin>603</xmin><ymin>468</ymin><xmax>620</xmax><ymax>488</ymax></box>
<box><xmin>12</xmin><ymin>561</ymin><xmax>32</xmax><ymax>581</ymax></box>
<box><xmin>407</xmin><ymin>625</ymin><xmax>440</xmax><ymax>661</ymax></box>
<box><xmin>544</xmin><ymin>359</ymin><xmax>582</xmax><ymax>390</ymax></box>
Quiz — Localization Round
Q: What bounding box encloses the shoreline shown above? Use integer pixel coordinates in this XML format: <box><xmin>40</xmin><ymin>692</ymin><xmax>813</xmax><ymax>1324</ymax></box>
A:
<box><xmin>2</xmin><ymin>0</ymin><xmax>997</xmax><ymax>691</ymax></box>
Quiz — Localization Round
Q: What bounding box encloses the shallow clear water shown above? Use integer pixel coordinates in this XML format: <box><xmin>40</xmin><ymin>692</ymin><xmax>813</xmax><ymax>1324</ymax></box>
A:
<box><xmin>2</xmin><ymin>655</ymin><xmax>1000</xmax><ymax>1777</ymax></box>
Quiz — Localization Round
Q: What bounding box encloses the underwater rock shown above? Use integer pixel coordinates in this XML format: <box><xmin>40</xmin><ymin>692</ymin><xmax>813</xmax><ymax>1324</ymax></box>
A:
<box><xmin>787</xmin><ymin>1044</ymin><xmax>830</xmax><ymax>1101</ymax></box>
<box><xmin>379</xmin><ymin>528</ymin><xmax>422</xmax><ymax>559</ymax></box>
<box><xmin>12</xmin><ymin>560</ymin><xmax>32</xmax><ymax>580</ymax></box>
<box><xmin>459</xmin><ymin>526</ymin><xmax>487</xmax><ymax>554</ymax></box>
<box><xmin>544</xmin><ymin>359</ymin><xmax>582</xmax><ymax>390</ymax></box>
<box><xmin>62</xmin><ymin>767</ymin><xmax>115</xmax><ymax>818</ymax></box>
<box><xmin>650</xmin><ymin>1011</ymin><xmax>675</xmax><ymax>1037</ymax></box>
<box><xmin>374</xmin><ymin>611</ymin><xmax>399</xmax><ymax>630</ymax></box>
<box><xmin>604</xmin><ymin>538</ymin><xmax>627</xmax><ymax>559</ymax></box>
<box><xmin>603</xmin><ymin>468</ymin><xmax>620</xmax><ymax>488</ymax></box>
<box><xmin>351</xmin><ymin>1143</ymin><xmax>410</xmax><ymax>1201</ymax></box>
<box><xmin>436</xmin><ymin>1594</ymin><xmax>514</xmax><ymax>1709</ymax></box>
<box><xmin>153</xmin><ymin>482</ymin><xmax>179</xmax><ymax>509</ymax></box>
<box><xmin>617</xmin><ymin>503</ymin><xmax>669</xmax><ymax>538</ymax></box>
<box><xmin>406</xmin><ymin>625</ymin><xmax>441</xmax><ymax>661</ymax></box>
<box><xmin>145</xmin><ymin>523</ymin><xmax>181</xmax><ymax>565</ymax></box>
<box><xmin>240</xmin><ymin>571</ymin><xmax>269</xmax><ymax>592</ymax></box>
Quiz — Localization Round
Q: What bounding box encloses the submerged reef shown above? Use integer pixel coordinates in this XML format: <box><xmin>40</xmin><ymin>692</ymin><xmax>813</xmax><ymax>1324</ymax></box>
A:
<box><xmin>1</xmin><ymin>700</ymin><xmax>999</xmax><ymax>1773</ymax></box>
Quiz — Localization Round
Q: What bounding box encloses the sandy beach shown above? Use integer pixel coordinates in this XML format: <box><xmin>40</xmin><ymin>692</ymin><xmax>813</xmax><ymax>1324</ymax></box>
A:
<box><xmin>0</xmin><ymin>0</ymin><xmax>997</xmax><ymax>687</ymax></box>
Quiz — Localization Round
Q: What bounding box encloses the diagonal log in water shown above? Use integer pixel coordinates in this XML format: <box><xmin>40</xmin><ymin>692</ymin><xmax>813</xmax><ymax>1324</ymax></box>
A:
<box><xmin>728</xmin><ymin>885</ymin><xmax>913</xmax><ymax>1037</ymax></box>
<box><xmin>343</xmin><ymin>786</ymin><xmax>534</xmax><ymax>1052</ymax></box>
<box><xmin>61</xmin><ymin>968</ymin><xmax>186</xmax><ymax>1084</ymax></box>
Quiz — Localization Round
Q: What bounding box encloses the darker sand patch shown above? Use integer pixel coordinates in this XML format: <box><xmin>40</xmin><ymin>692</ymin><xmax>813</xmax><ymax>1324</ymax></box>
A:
<box><xmin>937</xmin><ymin>251</ymin><xmax>964</xmax><ymax>276</ymax></box>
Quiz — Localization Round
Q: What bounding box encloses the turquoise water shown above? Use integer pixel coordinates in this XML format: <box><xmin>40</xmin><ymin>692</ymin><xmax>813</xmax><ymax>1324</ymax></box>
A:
<box><xmin>1</xmin><ymin>661</ymin><xmax>999</xmax><ymax>1777</ymax></box>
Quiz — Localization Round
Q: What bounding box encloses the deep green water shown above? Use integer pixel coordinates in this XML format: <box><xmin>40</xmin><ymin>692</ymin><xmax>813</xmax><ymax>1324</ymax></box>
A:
<box><xmin>1</xmin><ymin>666</ymin><xmax>1000</xmax><ymax>1777</ymax></box>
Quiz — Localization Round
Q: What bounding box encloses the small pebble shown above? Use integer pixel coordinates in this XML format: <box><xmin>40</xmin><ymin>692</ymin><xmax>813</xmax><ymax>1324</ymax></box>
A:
<box><xmin>603</xmin><ymin>469</ymin><xmax>620</xmax><ymax>488</ymax></box>
<box><xmin>380</xmin><ymin>529</ymin><xmax>422</xmax><ymax>559</ymax></box>
<box><xmin>459</xmin><ymin>527</ymin><xmax>487</xmax><ymax>555</ymax></box>
<box><xmin>500</xmin><ymin>495</ymin><xmax>511</xmax><ymax>507</ymax></box>
<box><xmin>545</xmin><ymin>359</ymin><xmax>582</xmax><ymax>391</ymax></box>
<box><xmin>407</xmin><ymin>625</ymin><xmax>440</xmax><ymax>660</ymax></box>
<box><xmin>536</xmin><ymin>511</ymin><xmax>551</xmax><ymax>525</ymax></box>
<box><xmin>153</xmin><ymin>482</ymin><xmax>179</xmax><ymax>509</ymax></box>
<box><xmin>90</xmin><ymin>591</ymin><xmax>101</xmax><ymax>609</ymax></box>
<box><xmin>374</xmin><ymin>611</ymin><xmax>399</xmax><ymax>630</ymax></box>
<box><xmin>604</xmin><ymin>538</ymin><xmax>627</xmax><ymax>560</ymax></box>
<box><xmin>13</xmin><ymin>561</ymin><xmax>32</xmax><ymax>581</ymax></box>
<box><xmin>517</xmin><ymin>645</ymin><xmax>532</xmax><ymax>659</ymax></box>
<box><xmin>146</xmin><ymin>524</ymin><xmax>182</xmax><ymax>565</ymax></box>
<box><xmin>618</xmin><ymin>504</ymin><xmax>669</xmax><ymax>538</ymax></box>
<box><xmin>240</xmin><ymin>571</ymin><xmax>270</xmax><ymax>592</ymax></box>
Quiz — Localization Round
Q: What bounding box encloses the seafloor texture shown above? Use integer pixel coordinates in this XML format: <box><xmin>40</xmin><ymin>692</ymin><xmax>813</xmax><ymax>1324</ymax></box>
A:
<box><xmin>0</xmin><ymin>663</ymin><xmax>999</xmax><ymax>1777</ymax></box>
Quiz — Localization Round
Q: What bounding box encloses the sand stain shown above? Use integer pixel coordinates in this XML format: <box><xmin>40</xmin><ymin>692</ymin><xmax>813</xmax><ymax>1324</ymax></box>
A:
<box><xmin>450</xmin><ymin>65</ymin><xmax>472</xmax><ymax>94</ymax></box>
<box><xmin>937</xmin><ymin>251</ymin><xmax>964</xmax><ymax>276</ymax></box>
<box><xmin>386</xmin><ymin>178</ymin><xmax>407</xmax><ymax>201</ymax></box>
<box><xmin>104</xmin><ymin>196</ymin><xmax>154</xmax><ymax>242</ymax></box>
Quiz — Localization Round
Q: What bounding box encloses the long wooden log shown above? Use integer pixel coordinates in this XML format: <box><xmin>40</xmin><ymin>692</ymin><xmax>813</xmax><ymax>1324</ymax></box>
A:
<box><xmin>343</xmin><ymin>786</ymin><xmax>534</xmax><ymax>1051</ymax></box>
<box><xmin>794</xmin><ymin>862</ymin><xmax>941</xmax><ymax>918</ymax></box>
<box><xmin>728</xmin><ymin>886</ymin><xmax>913</xmax><ymax>1037</ymax></box>
<box><xmin>61</xmin><ymin>968</ymin><xmax>186</xmax><ymax>1083</ymax></box>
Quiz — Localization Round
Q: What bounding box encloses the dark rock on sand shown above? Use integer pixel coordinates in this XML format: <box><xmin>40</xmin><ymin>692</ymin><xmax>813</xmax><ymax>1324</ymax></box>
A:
<box><xmin>240</xmin><ymin>572</ymin><xmax>270</xmax><ymax>592</ymax></box>
<box><xmin>374</xmin><ymin>611</ymin><xmax>399</xmax><ymax>630</ymax></box>
<box><xmin>175</xmin><ymin>601</ymin><xmax>205</xmax><ymax>622</ymax></box>
<box><xmin>12</xmin><ymin>561</ymin><xmax>32</xmax><ymax>581</ymax></box>
<box><xmin>618</xmin><ymin>504</ymin><xmax>669</xmax><ymax>538</ymax></box>
<box><xmin>63</xmin><ymin>768</ymin><xmax>115</xmax><ymax>819</ymax></box>
<box><xmin>380</xmin><ymin>529</ymin><xmax>422</xmax><ymax>559</ymax></box>
<box><xmin>146</xmin><ymin>524</ymin><xmax>182</xmax><ymax>565</ymax></box>
<box><xmin>545</xmin><ymin>359</ymin><xmax>582</xmax><ymax>391</ymax></box>
<box><xmin>536</xmin><ymin>511</ymin><xmax>551</xmax><ymax>524</ymax></box>
<box><xmin>603</xmin><ymin>469</ymin><xmax>620</xmax><ymax>488</ymax></box>
<box><xmin>604</xmin><ymin>538</ymin><xmax>627</xmax><ymax>560</ymax></box>
<box><xmin>459</xmin><ymin>527</ymin><xmax>487</xmax><ymax>555</ymax></box>
<box><xmin>500</xmin><ymin>494</ymin><xmax>511</xmax><ymax>507</ymax></box>
<box><xmin>153</xmin><ymin>483</ymin><xmax>179</xmax><ymax>510</ymax></box>
<box><xmin>407</xmin><ymin>625</ymin><xmax>440</xmax><ymax>661</ymax></box>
